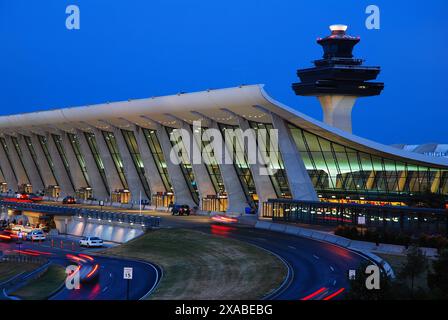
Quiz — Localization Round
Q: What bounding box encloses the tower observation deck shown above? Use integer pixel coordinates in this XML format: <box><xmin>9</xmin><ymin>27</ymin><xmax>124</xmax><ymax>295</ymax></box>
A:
<box><xmin>292</xmin><ymin>25</ymin><xmax>384</xmax><ymax>133</ymax></box>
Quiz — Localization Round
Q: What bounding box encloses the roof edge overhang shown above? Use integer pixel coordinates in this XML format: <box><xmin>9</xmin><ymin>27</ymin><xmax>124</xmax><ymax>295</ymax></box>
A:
<box><xmin>0</xmin><ymin>84</ymin><xmax>446</xmax><ymax>169</ymax></box>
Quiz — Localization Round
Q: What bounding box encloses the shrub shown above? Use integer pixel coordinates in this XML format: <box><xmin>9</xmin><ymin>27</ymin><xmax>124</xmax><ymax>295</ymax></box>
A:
<box><xmin>334</xmin><ymin>225</ymin><xmax>445</xmax><ymax>249</ymax></box>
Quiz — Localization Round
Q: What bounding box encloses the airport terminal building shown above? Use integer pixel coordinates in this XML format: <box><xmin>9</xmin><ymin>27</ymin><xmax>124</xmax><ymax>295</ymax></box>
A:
<box><xmin>0</xmin><ymin>26</ymin><xmax>447</xmax><ymax>233</ymax></box>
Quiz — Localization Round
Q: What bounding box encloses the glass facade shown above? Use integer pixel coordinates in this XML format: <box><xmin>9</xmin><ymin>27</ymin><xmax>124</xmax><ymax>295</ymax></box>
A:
<box><xmin>166</xmin><ymin>127</ymin><xmax>200</xmax><ymax>205</ymax></box>
<box><xmin>288</xmin><ymin>123</ymin><xmax>448</xmax><ymax>200</ymax></box>
<box><xmin>249</xmin><ymin>122</ymin><xmax>291</xmax><ymax>198</ymax></box>
<box><xmin>121</xmin><ymin>129</ymin><xmax>151</xmax><ymax>199</ymax></box>
<box><xmin>67</xmin><ymin>133</ymin><xmax>91</xmax><ymax>187</ymax></box>
<box><xmin>195</xmin><ymin>126</ymin><xmax>225</xmax><ymax>194</ymax></box>
<box><xmin>37</xmin><ymin>135</ymin><xmax>59</xmax><ymax>186</ymax></box>
<box><xmin>219</xmin><ymin>124</ymin><xmax>258</xmax><ymax>208</ymax></box>
<box><xmin>23</xmin><ymin>136</ymin><xmax>45</xmax><ymax>188</ymax></box>
<box><xmin>84</xmin><ymin>132</ymin><xmax>109</xmax><ymax>194</ymax></box>
<box><xmin>142</xmin><ymin>128</ymin><xmax>172</xmax><ymax>192</ymax></box>
<box><xmin>264</xmin><ymin>199</ymin><xmax>448</xmax><ymax>236</ymax></box>
<box><xmin>52</xmin><ymin>134</ymin><xmax>76</xmax><ymax>191</ymax></box>
<box><xmin>0</xmin><ymin>137</ymin><xmax>17</xmax><ymax>182</ymax></box>
<box><xmin>102</xmin><ymin>131</ymin><xmax>128</xmax><ymax>190</ymax></box>
<box><xmin>10</xmin><ymin>137</ymin><xmax>31</xmax><ymax>183</ymax></box>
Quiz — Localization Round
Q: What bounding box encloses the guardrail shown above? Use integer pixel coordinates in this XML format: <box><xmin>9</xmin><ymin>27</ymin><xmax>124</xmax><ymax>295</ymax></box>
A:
<box><xmin>0</xmin><ymin>200</ymin><xmax>161</xmax><ymax>229</ymax></box>
<box><xmin>74</xmin><ymin>210</ymin><xmax>160</xmax><ymax>229</ymax></box>
<box><xmin>0</xmin><ymin>254</ymin><xmax>48</xmax><ymax>265</ymax></box>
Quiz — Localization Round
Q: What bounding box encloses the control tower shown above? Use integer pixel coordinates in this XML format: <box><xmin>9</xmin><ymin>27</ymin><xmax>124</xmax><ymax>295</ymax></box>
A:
<box><xmin>292</xmin><ymin>25</ymin><xmax>384</xmax><ymax>133</ymax></box>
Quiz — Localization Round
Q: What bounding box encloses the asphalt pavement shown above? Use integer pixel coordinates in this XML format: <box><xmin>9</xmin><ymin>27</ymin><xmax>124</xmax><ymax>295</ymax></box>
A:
<box><xmin>0</xmin><ymin>237</ymin><xmax>160</xmax><ymax>300</ymax></box>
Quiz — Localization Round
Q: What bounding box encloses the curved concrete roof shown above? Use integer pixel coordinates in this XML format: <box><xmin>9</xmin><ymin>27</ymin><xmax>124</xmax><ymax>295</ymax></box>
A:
<box><xmin>0</xmin><ymin>84</ymin><xmax>447</xmax><ymax>169</ymax></box>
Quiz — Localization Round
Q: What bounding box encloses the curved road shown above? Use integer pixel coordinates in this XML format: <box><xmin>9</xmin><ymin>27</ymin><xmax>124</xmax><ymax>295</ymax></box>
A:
<box><xmin>202</xmin><ymin>224</ymin><xmax>369</xmax><ymax>300</ymax></box>
<box><xmin>0</xmin><ymin>240</ymin><xmax>160</xmax><ymax>300</ymax></box>
<box><xmin>2</xmin><ymin>213</ymin><xmax>370</xmax><ymax>300</ymax></box>
<box><xmin>50</xmin><ymin>256</ymin><xmax>160</xmax><ymax>300</ymax></box>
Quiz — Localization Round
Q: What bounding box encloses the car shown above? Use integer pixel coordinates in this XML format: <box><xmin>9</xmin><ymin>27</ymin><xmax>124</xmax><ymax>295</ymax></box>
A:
<box><xmin>62</xmin><ymin>196</ymin><xmax>77</xmax><ymax>204</ymax></box>
<box><xmin>25</xmin><ymin>230</ymin><xmax>46</xmax><ymax>241</ymax></box>
<box><xmin>66</xmin><ymin>254</ymin><xmax>100</xmax><ymax>283</ymax></box>
<box><xmin>211</xmin><ymin>214</ymin><xmax>239</xmax><ymax>224</ymax></box>
<box><xmin>78</xmin><ymin>262</ymin><xmax>100</xmax><ymax>282</ymax></box>
<box><xmin>171</xmin><ymin>204</ymin><xmax>191</xmax><ymax>216</ymax></box>
<box><xmin>79</xmin><ymin>237</ymin><xmax>104</xmax><ymax>248</ymax></box>
<box><xmin>11</xmin><ymin>225</ymin><xmax>24</xmax><ymax>233</ymax></box>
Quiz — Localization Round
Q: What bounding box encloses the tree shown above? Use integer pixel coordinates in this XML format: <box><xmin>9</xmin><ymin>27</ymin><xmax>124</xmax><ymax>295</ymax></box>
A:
<box><xmin>427</xmin><ymin>249</ymin><xmax>448</xmax><ymax>299</ymax></box>
<box><xmin>399</xmin><ymin>245</ymin><xmax>428</xmax><ymax>298</ymax></box>
<box><xmin>407</xmin><ymin>189</ymin><xmax>446</xmax><ymax>209</ymax></box>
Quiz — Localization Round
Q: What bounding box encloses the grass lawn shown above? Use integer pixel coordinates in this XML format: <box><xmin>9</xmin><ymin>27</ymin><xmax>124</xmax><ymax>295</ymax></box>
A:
<box><xmin>11</xmin><ymin>265</ymin><xmax>66</xmax><ymax>300</ymax></box>
<box><xmin>103</xmin><ymin>228</ymin><xmax>287</xmax><ymax>300</ymax></box>
<box><xmin>0</xmin><ymin>262</ymin><xmax>42</xmax><ymax>283</ymax></box>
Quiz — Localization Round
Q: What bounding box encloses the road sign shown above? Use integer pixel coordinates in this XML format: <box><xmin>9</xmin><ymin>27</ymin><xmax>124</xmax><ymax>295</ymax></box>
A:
<box><xmin>123</xmin><ymin>267</ymin><xmax>133</xmax><ymax>280</ymax></box>
<box><xmin>348</xmin><ymin>269</ymin><xmax>356</xmax><ymax>280</ymax></box>
<box><xmin>357</xmin><ymin>216</ymin><xmax>366</xmax><ymax>225</ymax></box>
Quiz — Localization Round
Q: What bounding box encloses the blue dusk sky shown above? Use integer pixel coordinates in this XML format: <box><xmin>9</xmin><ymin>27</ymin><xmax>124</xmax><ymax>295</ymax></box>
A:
<box><xmin>0</xmin><ymin>0</ymin><xmax>446</xmax><ymax>145</ymax></box>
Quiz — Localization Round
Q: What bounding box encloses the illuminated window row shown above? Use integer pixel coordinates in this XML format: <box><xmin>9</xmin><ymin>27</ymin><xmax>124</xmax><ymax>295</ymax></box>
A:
<box><xmin>288</xmin><ymin>124</ymin><xmax>448</xmax><ymax>197</ymax></box>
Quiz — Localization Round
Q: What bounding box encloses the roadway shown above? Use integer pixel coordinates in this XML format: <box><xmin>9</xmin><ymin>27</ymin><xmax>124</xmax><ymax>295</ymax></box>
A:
<box><xmin>158</xmin><ymin>213</ymin><xmax>370</xmax><ymax>300</ymax></box>
<box><xmin>2</xmin><ymin>207</ymin><xmax>370</xmax><ymax>300</ymax></box>
<box><xmin>0</xmin><ymin>238</ymin><xmax>160</xmax><ymax>300</ymax></box>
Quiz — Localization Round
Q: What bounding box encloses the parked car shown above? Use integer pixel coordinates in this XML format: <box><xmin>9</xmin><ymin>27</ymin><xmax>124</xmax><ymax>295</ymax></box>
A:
<box><xmin>171</xmin><ymin>204</ymin><xmax>191</xmax><ymax>216</ymax></box>
<box><xmin>63</xmin><ymin>196</ymin><xmax>77</xmax><ymax>204</ymax></box>
<box><xmin>25</xmin><ymin>230</ymin><xmax>46</xmax><ymax>241</ymax></box>
<box><xmin>79</xmin><ymin>237</ymin><xmax>104</xmax><ymax>248</ymax></box>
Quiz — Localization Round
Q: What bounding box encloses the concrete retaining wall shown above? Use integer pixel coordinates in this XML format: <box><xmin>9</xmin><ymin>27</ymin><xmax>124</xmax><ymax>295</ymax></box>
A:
<box><xmin>54</xmin><ymin>216</ymin><xmax>145</xmax><ymax>243</ymax></box>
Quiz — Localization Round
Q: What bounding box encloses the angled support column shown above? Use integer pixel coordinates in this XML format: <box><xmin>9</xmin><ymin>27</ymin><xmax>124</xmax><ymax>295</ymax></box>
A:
<box><xmin>234</xmin><ymin>116</ymin><xmax>277</xmax><ymax>214</ymax></box>
<box><xmin>76</xmin><ymin>129</ymin><xmax>109</xmax><ymax>201</ymax></box>
<box><xmin>30</xmin><ymin>134</ymin><xmax>58</xmax><ymax>187</ymax></box>
<box><xmin>4</xmin><ymin>135</ymin><xmax>29</xmax><ymax>187</ymax></box>
<box><xmin>0</xmin><ymin>167</ymin><xmax>5</xmax><ymax>185</ymax></box>
<box><xmin>133</xmin><ymin>125</ymin><xmax>167</xmax><ymax>194</ymax></box>
<box><xmin>111</xmin><ymin>126</ymin><xmax>150</xmax><ymax>203</ymax></box>
<box><xmin>179</xmin><ymin>121</ymin><xmax>216</xmax><ymax>208</ymax></box>
<box><xmin>17</xmin><ymin>135</ymin><xmax>45</xmax><ymax>193</ymax></box>
<box><xmin>270</xmin><ymin>113</ymin><xmax>318</xmax><ymax>201</ymax></box>
<box><xmin>191</xmin><ymin>112</ymin><xmax>249</xmax><ymax>214</ymax></box>
<box><xmin>155</xmin><ymin>123</ymin><xmax>196</xmax><ymax>208</ymax></box>
<box><xmin>90</xmin><ymin>127</ymin><xmax>124</xmax><ymax>194</ymax></box>
<box><xmin>59</xmin><ymin>131</ymin><xmax>89</xmax><ymax>190</ymax></box>
<box><xmin>0</xmin><ymin>142</ymin><xmax>18</xmax><ymax>192</ymax></box>
<box><xmin>210</xmin><ymin>121</ymin><xmax>249</xmax><ymax>214</ymax></box>
<box><xmin>45</xmin><ymin>132</ymin><xmax>75</xmax><ymax>197</ymax></box>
